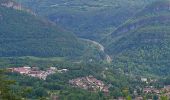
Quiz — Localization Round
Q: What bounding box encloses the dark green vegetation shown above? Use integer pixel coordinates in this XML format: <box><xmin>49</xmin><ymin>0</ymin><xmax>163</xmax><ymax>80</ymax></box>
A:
<box><xmin>104</xmin><ymin>0</ymin><xmax>170</xmax><ymax>77</ymax></box>
<box><xmin>0</xmin><ymin>1</ymin><xmax>105</xmax><ymax>61</ymax></box>
<box><xmin>0</xmin><ymin>69</ymin><xmax>27</xmax><ymax>100</ymax></box>
<box><xmin>0</xmin><ymin>5</ymin><xmax>80</xmax><ymax>57</ymax></box>
<box><xmin>15</xmin><ymin>0</ymin><xmax>158</xmax><ymax>41</ymax></box>
<box><xmin>0</xmin><ymin>69</ymin><xmax>17</xmax><ymax>100</ymax></box>
<box><xmin>2</xmin><ymin>0</ymin><xmax>170</xmax><ymax>99</ymax></box>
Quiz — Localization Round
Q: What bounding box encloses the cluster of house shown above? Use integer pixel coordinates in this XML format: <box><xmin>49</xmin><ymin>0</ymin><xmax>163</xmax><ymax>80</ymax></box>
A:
<box><xmin>140</xmin><ymin>77</ymin><xmax>170</xmax><ymax>94</ymax></box>
<box><xmin>114</xmin><ymin>85</ymin><xmax>170</xmax><ymax>100</ymax></box>
<box><xmin>69</xmin><ymin>75</ymin><xmax>109</xmax><ymax>93</ymax></box>
<box><xmin>114</xmin><ymin>77</ymin><xmax>170</xmax><ymax>100</ymax></box>
<box><xmin>143</xmin><ymin>85</ymin><xmax>170</xmax><ymax>96</ymax></box>
<box><xmin>8</xmin><ymin>66</ymin><xmax>68</xmax><ymax>80</ymax></box>
<box><xmin>132</xmin><ymin>78</ymin><xmax>170</xmax><ymax>100</ymax></box>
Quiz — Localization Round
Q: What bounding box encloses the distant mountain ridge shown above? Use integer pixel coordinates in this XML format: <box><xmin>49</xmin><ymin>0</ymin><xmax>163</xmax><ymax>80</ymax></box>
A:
<box><xmin>104</xmin><ymin>0</ymin><xmax>170</xmax><ymax>76</ymax></box>
<box><xmin>103</xmin><ymin>0</ymin><xmax>170</xmax><ymax>45</ymax></box>
<box><xmin>15</xmin><ymin>0</ymin><xmax>158</xmax><ymax>41</ymax></box>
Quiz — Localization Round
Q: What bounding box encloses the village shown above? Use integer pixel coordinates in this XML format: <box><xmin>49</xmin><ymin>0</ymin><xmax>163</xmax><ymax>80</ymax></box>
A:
<box><xmin>7</xmin><ymin>66</ymin><xmax>170</xmax><ymax>99</ymax></box>
<box><xmin>133</xmin><ymin>86</ymin><xmax>170</xmax><ymax>100</ymax></box>
<box><xmin>8</xmin><ymin>66</ymin><xmax>68</xmax><ymax>80</ymax></box>
<box><xmin>137</xmin><ymin>78</ymin><xmax>170</xmax><ymax>100</ymax></box>
<box><xmin>116</xmin><ymin>77</ymin><xmax>170</xmax><ymax>100</ymax></box>
<box><xmin>69</xmin><ymin>75</ymin><xmax>109</xmax><ymax>93</ymax></box>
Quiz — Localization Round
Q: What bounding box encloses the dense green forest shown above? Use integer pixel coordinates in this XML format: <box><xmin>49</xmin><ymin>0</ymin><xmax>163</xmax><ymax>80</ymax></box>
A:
<box><xmin>103</xmin><ymin>0</ymin><xmax>170</xmax><ymax>77</ymax></box>
<box><xmin>0</xmin><ymin>5</ymin><xmax>81</xmax><ymax>57</ymax></box>
<box><xmin>0</xmin><ymin>1</ymin><xmax>106</xmax><ymax>61</ymax></box>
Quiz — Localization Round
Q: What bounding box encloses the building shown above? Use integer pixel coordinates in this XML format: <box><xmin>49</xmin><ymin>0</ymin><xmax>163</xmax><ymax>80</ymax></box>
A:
<box><xmin>11</xmin><ymin>67</ymin><xmax>31</xmax><ymax>74</ymax></box>
<box><xmin>8</xmin><ymin>66</ymin><xmax>62</xmax><ymax>80</ymax></box>
<box><xmin>141</xmin><ymin>78</ymin><xmax>147</xmax><ymax>82</ymax></box>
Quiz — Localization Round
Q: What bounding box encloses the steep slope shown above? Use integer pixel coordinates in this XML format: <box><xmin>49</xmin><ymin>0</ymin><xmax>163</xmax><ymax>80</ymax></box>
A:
<box><xmin>15</xmin><ymin>0</ymin><xmax>158</xmax><ymax>41</ymax></box>
<box><xmin>0</xmin><ymin>0</ymin><xmax>102</xmax><ymax>60</ymax></box>
<box><xmin>104</xmin><ymin>0</ymin><xmax>170</xmax><ymax>76</ymax></box>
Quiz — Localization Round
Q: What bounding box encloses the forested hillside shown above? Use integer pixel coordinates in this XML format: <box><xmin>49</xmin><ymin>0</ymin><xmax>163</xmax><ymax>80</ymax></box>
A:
<box><xmin>0</xmin><ymin>0</ymin><xmax>104</xmax><ymax>61</ymax></box>
<box><xmin>15</xmin><ymin>0</ymin><xmax>158</xmax><ymax>41</ymax></box>
<box><xmin>2</xmin><ymin>0</ymin><xmax>170</xmax><ymax>99</ymax></box>
<box><xmin>104</xmin><ymin>0</ymin><xmax>170</xmax><ymax>76</ymax></box>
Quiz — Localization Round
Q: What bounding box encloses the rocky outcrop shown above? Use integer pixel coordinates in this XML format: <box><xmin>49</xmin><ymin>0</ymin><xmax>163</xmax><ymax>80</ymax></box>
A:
<box><xmin>111</xmin><ymin>15</ymin><xmax>170</xmax><ymax>37</ymax></box>
<box><xmin>1</xmin><ymin>1</ymin><xmax>36</xmax><ymax>15</ymax></box>
<box><xmin>1</xmin><ymin>1</ymin><xmax>22</xmax><ymax>10</ymax></box>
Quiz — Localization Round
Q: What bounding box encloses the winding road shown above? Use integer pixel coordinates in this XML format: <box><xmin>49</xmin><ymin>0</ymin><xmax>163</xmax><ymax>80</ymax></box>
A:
<box><xmin>81</xmin><ymin>38</ymin><xmax>112</xmax><ymax>63</ymax></box>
